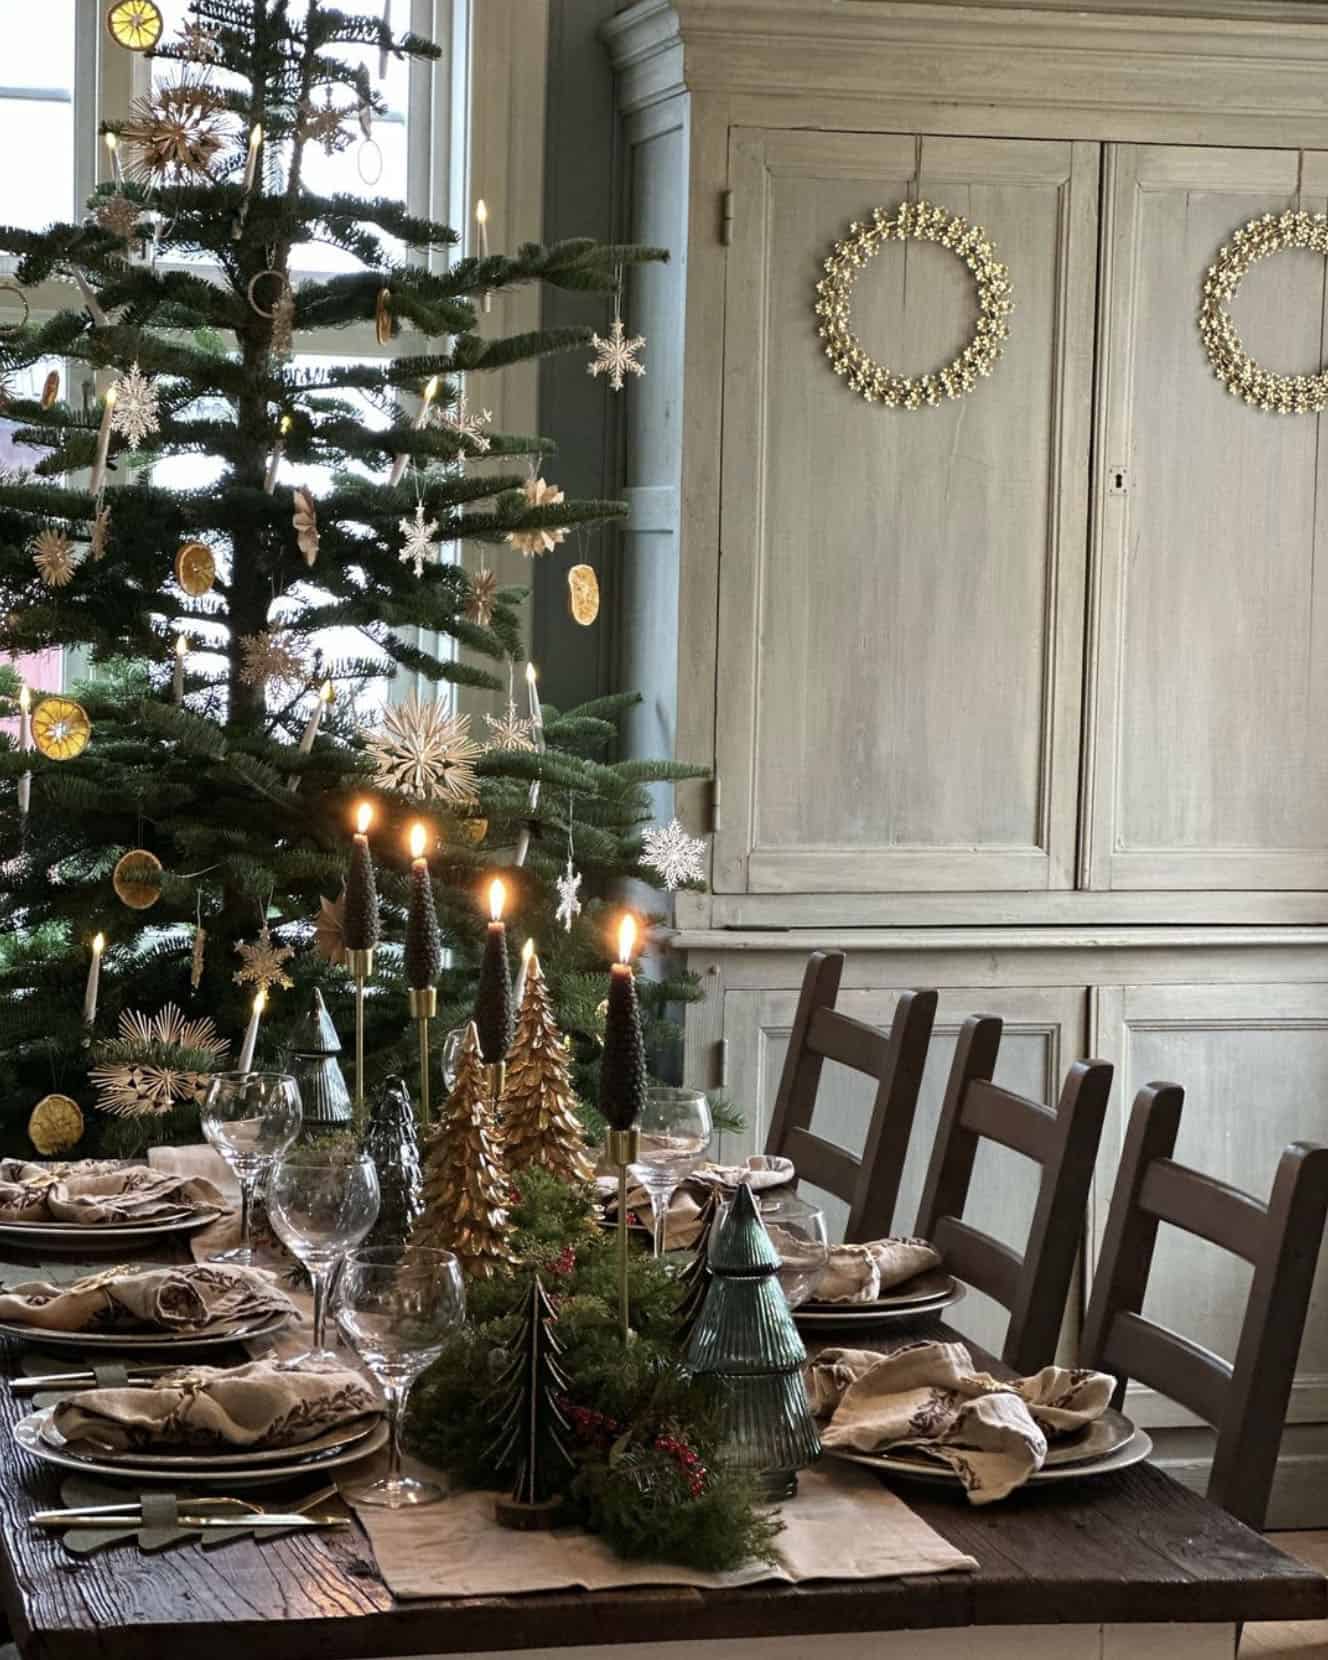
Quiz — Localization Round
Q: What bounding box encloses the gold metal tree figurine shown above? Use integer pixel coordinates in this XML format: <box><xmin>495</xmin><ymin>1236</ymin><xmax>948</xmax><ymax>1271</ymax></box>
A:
<box><xmin>501</xmin><ymin>952</ymin><xmax>596</xmax><ymax>1185</ymax></box>
<box><xmin>414</xmin><ymin>1021</ymin><xmax>516</xmax><ymax>1277</ymax></box>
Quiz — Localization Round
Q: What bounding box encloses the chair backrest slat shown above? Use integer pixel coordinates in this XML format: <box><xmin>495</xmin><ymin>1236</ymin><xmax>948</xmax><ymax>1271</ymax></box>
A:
<box><xmin>915</xmin><ymin>1017</ymin><xmax>1113</xmax><ymax>1374</ymax></box>
<box><xmin>765</xmin><ymin>954</ymin><xmax>937</xmax><ymax>1243</ymax></box>
<box><xmin>1083</xmin><ymin>1081</ymin><xmax>1328</xmax><ymax>1528</ymax></box>
<box><xmin>1138</xmin><ymin>1158</ymin><xmax>1267</xmax><ymax>1264</ymax></box>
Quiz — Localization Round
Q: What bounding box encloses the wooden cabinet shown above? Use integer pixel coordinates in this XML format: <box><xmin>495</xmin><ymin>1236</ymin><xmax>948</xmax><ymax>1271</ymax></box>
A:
<box><xmin>605</xmin><ymin>0</ymin><xmax>1328</xmax><ymax>1522</ymax></box>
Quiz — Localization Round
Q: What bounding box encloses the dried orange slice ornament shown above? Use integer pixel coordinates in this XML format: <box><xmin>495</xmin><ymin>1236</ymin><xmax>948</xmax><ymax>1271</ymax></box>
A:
<box><xmin>174</xmin><ymin>540</ymin><xmax>215</xmax><ymax>596</ymax></box>
<box><xmin>567</xmin><ymin>563</ymin><xmax>600</xmax><ymax>625</ymax></box>
<box><xmin>32</xmin><ymin>696</ymin><xmax>91</xmax><ymax>761</ymax></box>
<box><xmin>29</xmin><ymin>1094</ymin><xmax>84</xmax><ymax>1157</ymax></box>
<box><xmin>106</xmin><ymin>0</ymin><xmax>163</xmax><ymax>50</ymax></box>
<box><xmin>40</xmin><ymin>370</ymin><xmax>60</xmax><ymax>410</ymax></box>
<box><xmin>375</xmin><ymin>287</ymin><xmax>392</xmax><ymax>345</ymax></box>
<box><xmin>113</xmin><ymin>849</ymin><xmax>163</xmax><ymax>910</ymax></box>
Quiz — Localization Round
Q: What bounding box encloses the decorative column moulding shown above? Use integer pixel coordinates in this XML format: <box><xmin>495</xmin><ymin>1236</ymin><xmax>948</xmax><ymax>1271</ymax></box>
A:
<box><xmin>603</xmin><ymin>0</ymin><xmax>1328</xmax><ymax>142</ymax></box>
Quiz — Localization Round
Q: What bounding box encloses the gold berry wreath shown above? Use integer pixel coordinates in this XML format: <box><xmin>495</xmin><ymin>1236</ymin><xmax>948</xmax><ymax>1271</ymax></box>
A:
<box><xmin>814</xmin><ymin>200</ymin><xmax>1013</xmax><ymax>410</ymax></box>
<box><xmin>1199</xmin><ymin>209</ymin><xmax>1328</xmax><ymax>414</ymax></box>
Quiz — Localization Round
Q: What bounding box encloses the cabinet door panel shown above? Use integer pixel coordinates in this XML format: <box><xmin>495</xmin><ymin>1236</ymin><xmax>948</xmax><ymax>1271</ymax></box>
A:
<box><xmin>723</xmin><ymin>983</ymin><xmax>1086</xmax><ymax>1358</ymax></box>
<box><xmin>715</xmin><ymin>130</ymin><xmax>1097</xmax><ymax>894</ymax></box>
<box><xmin>1087</xmin><ymin>145</ymin><xmax>1328</xmax><ymax>890</ymax></box>
<box><xmin>1092</xmin><ymin>983</ymin><xmax>1328</xmax><ymax>1433</ymax></box>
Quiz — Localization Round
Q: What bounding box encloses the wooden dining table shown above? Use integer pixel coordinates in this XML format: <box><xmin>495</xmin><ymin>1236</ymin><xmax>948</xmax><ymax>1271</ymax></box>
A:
<box><xmin>0</xmin><ymin>1235</ymin><xmax>1321</xmax><ymax>1660</ymax></box>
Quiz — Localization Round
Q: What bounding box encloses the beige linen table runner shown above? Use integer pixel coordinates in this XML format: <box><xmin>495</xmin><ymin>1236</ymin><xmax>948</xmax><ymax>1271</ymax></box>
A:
<box><xmin>354</xmin><ymin>1461</ymin><xmax>976</xmax><ymax>1598</ymax></box>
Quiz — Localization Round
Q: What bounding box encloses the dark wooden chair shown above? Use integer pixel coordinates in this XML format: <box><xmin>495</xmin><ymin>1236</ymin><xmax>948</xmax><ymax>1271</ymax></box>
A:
<box><xmin>1081</xmin><ymin>1081</ymin><xmax>1328</xmax><ymax>1530</ymax></box>
<box><xmin>764</xmin><ymin>952</ymin><xmax>937</xmax><ymax>1242</ymax></box>
<box><xmin>913</xmin><ymin>1015</ymin><xmax>1113</xmax><ymax>1374</ymax></box>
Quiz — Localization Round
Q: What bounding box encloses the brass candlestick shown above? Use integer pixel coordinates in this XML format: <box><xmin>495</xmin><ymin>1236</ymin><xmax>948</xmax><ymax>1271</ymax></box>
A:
<box><xmin>485</xmin><ymin>1061</ymin><xmax>506</xmax><ymax>1131</ymax></box>
<box><xmin>346</xmin><ymin>947</ymin><xmax>375</xmax><ymax>1120</ymax></box>
<box><xmin>605</xmin><ymin>1127</ymin><xmax>640</xmax><ymax>1344</ymax></box>
<box><xmin>409</xmin><ymin>985</ymin><xmax>437</xmax><ymax>1126</ymax></box>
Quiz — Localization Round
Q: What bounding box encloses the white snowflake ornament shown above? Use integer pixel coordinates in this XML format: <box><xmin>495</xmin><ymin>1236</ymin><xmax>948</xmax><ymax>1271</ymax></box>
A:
<box><xmin>641</xmin><ymin>817</ymin><xmax>707</xmax><ymax>890</ymax></box>
<box><xmin>555</xmin><ymin>858</ymin><xmax>583</xmax><ymax>931</ymax></box>
<box><xmin>484</xmin><ymin>697</ymin><xmax>537</xmax><ymax>753</ymax></box>
<box><xmin>588</xmin><ymin>316</ymin><xmax>646</xmax><ymax>392</ymax></box>
<box><xmin>109</xmin><ymin>362</ymin><xmax>161</xmax><ymax>451</ymax></box>
<box><xmin>367</xmin><ymin>693</ymin><xmax>483</xmax><ymax>805</ymax></box>
<box><xmin>398</xmin><ymin>500</ymin><xmax>439</xmax><ymax>578</ymax></box>
<box><xmin>435</xmin><ymin>391</ymin><xmax>493</xmax><ymax>457</ymax></box>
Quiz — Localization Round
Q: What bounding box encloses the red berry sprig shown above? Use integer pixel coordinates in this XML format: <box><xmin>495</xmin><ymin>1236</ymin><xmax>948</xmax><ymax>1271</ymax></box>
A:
<box><xmin>654</xmin><ymin>1432</ymin><xmax>707</xmax><ymax>1499</ymax></box>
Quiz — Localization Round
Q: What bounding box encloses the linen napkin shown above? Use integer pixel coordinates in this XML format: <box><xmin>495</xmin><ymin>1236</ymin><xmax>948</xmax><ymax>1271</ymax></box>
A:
<box><xmin>0</xmin><ymin>1262</ymin><xmax>297</xmax><ymax>1334</ymax></box>
<box><xmin>51</xmin><ymin>1358</ymin><xmax>378</xmax><ymax>1453</ymax></box>
<box><xmin>600</xmin><ymin>1155</ymin><xmax>795</xmax><ymax>1249</ymax></box>
<box><xmin>808</xmin><ymin>1339</ymin><xmax>1115</xmax><ymax>1503</ymax></box>
<box><xmin>0</xmin><ymin>1160</ymin><xmax>227</xmax><ymax>1226</ymax></box>
<box><xmin>811</xmin><ymin>1237</ymin><xmax>942</xmax><ymax>1303</ymax></box>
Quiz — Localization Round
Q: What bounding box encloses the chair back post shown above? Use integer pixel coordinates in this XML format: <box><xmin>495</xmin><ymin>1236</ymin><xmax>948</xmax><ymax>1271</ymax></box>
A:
<box><xmin>764</xmin><ymin>951</ymin><xmax>844</xmax><ymax>1158</ymax></box>
<box><xmin>1003</xmin><ymin>1057</ymin><xmax>1114</xmax><ymax>1374</ymax></box>
<box><xmin>847</xmin><ymin>987</ymin><xmax>939</xmax><ymax>1241</ymax></box>
<box><xmin>1210</xmin><ymin>1141</ymin><xmax>1328</xmax><ymax>1527</ymax></box>
<box><xmin>1081</xmin><ymin>1082</ymin><xmax>1186</xmax><ymax>1407</ymax></box>
<box><xmin>913</xmin><ymin>1014</ymin><xmax>1004</xmax><ymax>1242</ymax></box>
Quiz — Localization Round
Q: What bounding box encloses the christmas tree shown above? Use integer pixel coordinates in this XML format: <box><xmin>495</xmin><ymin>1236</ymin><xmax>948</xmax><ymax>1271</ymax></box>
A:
<box><xmin>485</xmin><ymin>1272</ymin><xmax>576</xmax><ymax>1526</ymax></box>
<box><xmin>502</xmin><ymin>953</ymin><xmax>595</xmax><ymax>1186</ymax></box>
<box><xmin>0</xmin><ymin>0</ymin><xmax>702</xmax><ymax>1158</ymax></box>
<box><xmin>415</xmin><ymin>1019</ymin><xmax>514</xmax><ymax>1277</ymax></box>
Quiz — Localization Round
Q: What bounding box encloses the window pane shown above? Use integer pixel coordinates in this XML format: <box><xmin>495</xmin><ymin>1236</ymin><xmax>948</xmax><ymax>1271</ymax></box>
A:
<box><xmin>0</xmin><ymin>0</ymin><xmax>74</xmax><ymax>92</ymax></box>
<box><xmin>0</xmin><ymin>0</ymin><xmax>74</xmax><ymax>234</ymax></box>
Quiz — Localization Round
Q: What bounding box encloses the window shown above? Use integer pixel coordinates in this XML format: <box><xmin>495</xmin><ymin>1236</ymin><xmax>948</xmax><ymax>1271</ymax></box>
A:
<box><xmin>0</xmin><ymin>0</ymin><xmax>76</xmax><ymax>232</ymax></box>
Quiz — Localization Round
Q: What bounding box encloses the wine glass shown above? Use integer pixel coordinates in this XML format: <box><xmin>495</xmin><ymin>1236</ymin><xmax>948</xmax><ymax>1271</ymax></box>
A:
<box><xmin>335</xmin><ymin>1245</ymin><xmax>466</xmax><ymax>1509</ymax></box>
<box><xmin>758</xmin><ymin>1192</ymin><xmax>830</xmax><ymax>1308</ymax></box>
<box><xmin>267</xmin><ymin>1149</ymin><xmax>381</xmax><ymax>1368</ymax></box>
<box><xmin>630</xmin><ymin>1087</ymin><xmax>713</xmax><ymax>1258</ymax></box>
<box><xmin>200</xmin><ymin>1072</ymin><xmax>302</xmax><ymax>1266</ymax></box>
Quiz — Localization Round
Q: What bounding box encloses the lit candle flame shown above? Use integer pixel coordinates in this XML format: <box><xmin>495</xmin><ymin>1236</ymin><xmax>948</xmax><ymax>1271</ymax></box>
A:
<box><xmin>92</xmin><ymin>932</ymin><xmax>105</xmax><ymax>957</ymax></box>
<box><xmin>319</xmin><ymin>679</ymin><xmax>334</xmax><ymax>704</ymax></box>
<box><xmin>521</xmin><ymin>938</ymin><xmax>535</xmax><ymax>964</ymax></box>
<box><xmin>355</xmin><ymin>802</ymin><xmax>373</xmax><ymax>836</ymax></box>
<box><xmin>488</xmin><ymin>878</ymin><xmax>506</xmax><ymax>922</ymax></box>
<box><xmin>249</xmin><ymin>123</ymin><xmax>263</xmax><ymax>153</ymax></box>
<box><xmin>475</xmin><ymin>198</ymin><xmax>488</xmax><ymax>226</ymax></box>
<box><xmin>423</xmin><ymin>375</ymin><xmax>439</xmax><ymax>404</ymax></box>
<box><xmin>105</xmin><ymin>386</ymin><xmax>117</xmax><ymax>410</ymax></box>
<box><xmin>254</xmin><ymin>988</ymin><xmax>267</xmax><ymax>1014</ymax></box>
<box><xmin>18</xmin><ymin>685</ymin><xmax>30</xmax><ymax>713</ymax></box>
<box><xmin>617</xmin><ymin>914</ymin><xmax>637</xmax><ymax>966</ymax></box>
<box><xmin>525</xmin><ymin>661</ymin><xmax>537</xmax><ymax>685</ymax></box>
<box><xmin>409</xmin><ymin>822</ymin><xmax>428</xmax><ymax>861</ymax></box>
<box><xmin>280</xmin><ymin>413</ymin><xmax>292</xmax><ymax>435</ymax></box>
<box><xmin>104</xmin><ymin>132</ymin><xmax>117</xmax><ymax>159</ymax></box>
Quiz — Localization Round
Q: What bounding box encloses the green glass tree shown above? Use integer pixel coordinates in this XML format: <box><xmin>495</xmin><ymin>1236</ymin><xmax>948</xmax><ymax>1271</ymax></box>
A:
<box><xmin>360</xmin><ymin>1073</ymin><xmax>423</xmax><ymax>1248</ymax></box>
<box><xmin>0</xmin><ymin>0</ymin><xmax>701</xmax><ymax>1157</ymax></box>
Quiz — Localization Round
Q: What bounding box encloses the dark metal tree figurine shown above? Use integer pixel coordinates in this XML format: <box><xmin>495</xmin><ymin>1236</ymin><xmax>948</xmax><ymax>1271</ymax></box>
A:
<box><xmin>486</xmin><ymin>1273</ymin><xmax>576</xmax><ymax>1529</ymax></box>
<box><xmin>359</xmin><ymin>1074</ymin><xmax>422</xmax><ymax>1248</ymax></box>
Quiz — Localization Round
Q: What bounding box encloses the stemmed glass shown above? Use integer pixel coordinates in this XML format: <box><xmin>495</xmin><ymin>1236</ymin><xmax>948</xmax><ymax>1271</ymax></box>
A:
<box><xmin>336</xmin><ymin>1245</ymin><xmax>466</xmax><ymax>1509</ymax></box>
<box><xmin>200</xmin><ymin>1072</ymin><xmax>302</xmax><ymax>1266</ymax></box>
<box><xmin>630</xmin><ymin>1087</ymin><xmax>713</xmax><ymax>1258</ymax></box>
<box><xmin>267</xmin><ymin>1149</ymin><xmax>381</xmax><ymax>1369</ymax></box>
<box><xmin>758</xmin><ymin>1192</ymin><xmax>830</xmax><ymax>1308</ymax></box>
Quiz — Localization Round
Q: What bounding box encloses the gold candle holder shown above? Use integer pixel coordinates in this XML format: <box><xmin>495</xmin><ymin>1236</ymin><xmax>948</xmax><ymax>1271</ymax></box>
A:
<box><xmin>409</xmin><ymin>985</ymin><xmax>438</xmax><ymax>1126</ymax></box>
<box><xmin>484</xmin><ymin>1061</ymin><xmax>506</xmax><ymax>1131</ymax></box>
<box><xmin>605</xmin><ymin>1127</ymin><xmax>640</xmax><ymax>1344</ymax></box>
<box><xmin>346</xmin><ymin>948</ymin><xmax>375</xmax><ymax>1119</ymax></box>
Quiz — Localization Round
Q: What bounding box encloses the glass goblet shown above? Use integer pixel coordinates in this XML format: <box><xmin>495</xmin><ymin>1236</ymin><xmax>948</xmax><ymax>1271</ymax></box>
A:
<box><xmin>630</xmin><ymin>1087</ymin><xmax>713</xmax><ymax>1258</ymax></box>
<box><xmin>267</xmin><ymin>1148</ymin><xmax>380</xmax><ymax>1368</ymax></box>
<box><xmin>200</xmin><ymin>1071</ymin><xmax>302</xmax><ymax>1266</ymax></box>
<box><xmin>758</xmin><ymin>1192</ymin><xmax>830</xmax><ymax>1308</ymax></box>
<box><xmin>336</xmin><ymin>1245</ymin><xmax>466</xmax><ymax>1509</ymax></box>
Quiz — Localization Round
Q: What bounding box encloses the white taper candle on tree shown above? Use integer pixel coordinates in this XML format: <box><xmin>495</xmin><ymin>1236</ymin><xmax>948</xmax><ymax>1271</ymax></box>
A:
<box><xmin>513</xmin><ymin>936</ymin><xmax>535</xmax><ymax>1011</ymax></box>
<box><xmin>90</xmin><ymin>386</ymin><xmax>117</xmax><ymax>498</ymax></box>
<box><xmin>515</xmin><ymin>662</ymin><xmax>546</xmax><ymax>867</ymax></box>
<box><xmin>83</xmin><ymin>933</ymin><xmax>104</xmax><ymax>1026</ymax></box>
<box><xmin>238</xmin><ymin>988</ymin><xmax>266</xmax><ymax>1072</ymax></box>
<box><xmin>263</xmin><ymin>414</ymin><xmax>291</xmax><ymax>494</ymax></box>
<box><xmin>388</xmin><ymin>376</ymin><xmax>438</xmax><ymax>490</ymax></box>
<box><xmin>476</xmin><ymin>198</ymin><xmax>492</xmax><ymax>313</ymax></box>
<box><xmin>172</xmin><ymin>634</ymin><xmax>188</xmax><ymax>703</ymax></box>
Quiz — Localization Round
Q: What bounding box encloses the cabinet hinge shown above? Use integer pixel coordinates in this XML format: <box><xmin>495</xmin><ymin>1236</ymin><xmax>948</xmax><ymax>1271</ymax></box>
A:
<box><xmin>707</xmin><ymin>776</ymin><xmax>723</xmax><ymax>833</ymax></box>
<box><xmin>721</xmin><ymin>190</ymin><xmax>735</xmax><ymax>245</ymax></box>
<box><xmin>713</xmin><ymin>1038</ymin><xmax>729</xmax><ymax>1090</ymax></box>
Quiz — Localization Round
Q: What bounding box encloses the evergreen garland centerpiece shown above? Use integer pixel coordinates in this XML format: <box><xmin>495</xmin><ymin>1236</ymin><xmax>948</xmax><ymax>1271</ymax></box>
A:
<box><xmin>0</xmin><ymin>0</ymin><xmax>703</xmax><ymax>1157</ymax></box>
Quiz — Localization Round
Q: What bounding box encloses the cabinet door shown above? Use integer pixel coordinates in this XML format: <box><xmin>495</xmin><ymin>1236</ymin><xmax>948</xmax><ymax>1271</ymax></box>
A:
<box><xmin>714</xmin><ymin>131</ymin><xmax>1098</xmax><ymax>894</ymax></box>
<box><xmin>1092</xmin><ymin>984</ymin><xmax>1328</xmax><ymax>1453</ymax></box>
<box><xmin>722</xmin><ymin>982</ymin><xmax>1087</xmax><ymax>1357</ymax></box>
<box><xmin>1086</xmin><ymin>146</ymin><xmax>1328</xmax><ymax>890</ymax></box>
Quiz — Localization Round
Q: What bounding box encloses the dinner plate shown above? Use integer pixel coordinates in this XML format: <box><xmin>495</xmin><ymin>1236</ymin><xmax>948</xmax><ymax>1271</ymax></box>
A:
<box><xmin>15</xmin><ymin>1409</ymin><xmax>389</xmax><ymax>1488</ymax></box>
<box><xmin>0</xmin><ymin>1213</ymin><xmax>216</xmax><ymax>1251</ymax></box>
<box><xmin>0</xmin><ymin>1309</ymin><xmax>295</xmax><ymax>1351</ymax></box>
<box><xmin>799</xmin><ymin>1269</ymin><xmax>960</xmax><ymax>1315</ymax></box>
<box><xmin>44</xmin><ymin>1412</ymin><xmax>381</xmax><ymax>1469</ymax></box>
<box><xmin>830</xmin><ymin>1423</ymin><xmax>1153</xmax><ymax>1488</ymax></box>
<box><xmin>794</xmin><ymin>1282</ymin><xmax>966</xmax><ymax>1329</ymax></box>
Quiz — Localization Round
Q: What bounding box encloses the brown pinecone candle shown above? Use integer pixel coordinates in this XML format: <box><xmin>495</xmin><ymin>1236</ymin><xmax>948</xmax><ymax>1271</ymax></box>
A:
<box><xmin>405</xmin><ymin>841</ymin><xmax>442</xmax><ymax>990</ymax></box>
<box><xmin>600</xmin><ymin>916</ymin><xmax>645</xmax><ymax>1131</ymax></box>
<box><xmin>344</xmin><ymin>802</ymin><xmax>380</xmax><ymax>953</ymax></box>
<box><xmin>475</xmin><ymin>877</ymin><xmax>512</xmax><ymax>1064</ymax></box>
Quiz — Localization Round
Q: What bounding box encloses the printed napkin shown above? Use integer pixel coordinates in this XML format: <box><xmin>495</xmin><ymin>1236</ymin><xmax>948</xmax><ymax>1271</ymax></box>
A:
<box><xmin>600</xmin><ymin>1155</ymin><xmax>795</xmax><ymax>1249</ymax></box>
<box><xmin>808</xmin><ymin>1339</ymin><xmax>1115</xmax><ymax>1503</ymax></box>
<box><xmin>0</xmin><ymin>1262</ymin><xmax>296</xmax><ymax>1334</ymax></box>
<box><xmin>811</xmin><ymin>1237</ymin><xmax>942</xmax><ymax>1303</ymax></box>
<box><xmin>51</xmin><ymin>1358</ymin><xmax>378</xmax><ymax>1453</ymax></box>
<box><xmin>0</xmin><ymin>1160</ymin><xmax>227</xmax><ymax>1225</ymax></box>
